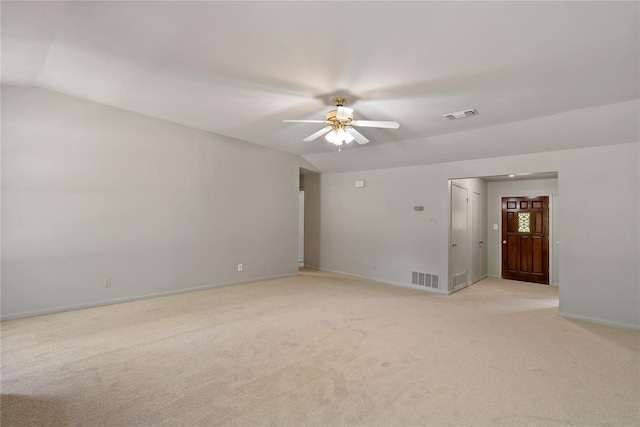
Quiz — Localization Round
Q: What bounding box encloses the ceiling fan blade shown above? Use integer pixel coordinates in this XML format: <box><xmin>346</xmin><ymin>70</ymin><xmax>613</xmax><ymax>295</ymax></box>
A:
<box><xmin>336</xmin><ymin>106</ymin><xmax>354</xmax><ymax>120</ymax></box>
<box><xmin>352</xmin><ymin>120</ymin><xmax>400</xmax><ymax>129</ymax></box>
<box><xmin>283</xmin><ymin>119</ymin><xmax>327</xmax><ymax>124</ymax></box>
<box><xmin>303</xmin><ymin>126</ymin><xmax>332</xmax><ymax>142</ymax></box>
<box><xmin>346</xmin><ymin>128</ymin><xmax>369</xmax><ymax>145</ymax></box>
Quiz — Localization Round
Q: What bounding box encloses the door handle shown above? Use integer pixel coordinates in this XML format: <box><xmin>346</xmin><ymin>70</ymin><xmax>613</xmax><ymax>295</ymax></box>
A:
<box><xmin>503</xmin><ymin>240</ymin><xmax>507</xmax><ymax>244</ymax></box>
<box><xmin>479</xmin><ymin>241</ymin><xmax>484</xmax><ymax>245</ymax></box>
<box><xmin>452</xmin><ymin>243</ymin><xmax>457</xmax><ymax>247</ymax></box>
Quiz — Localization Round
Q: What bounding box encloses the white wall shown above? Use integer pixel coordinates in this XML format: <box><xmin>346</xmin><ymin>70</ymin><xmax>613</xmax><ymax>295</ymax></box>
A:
<box><xmin>317</xmin><ymin>143</ymin><xmax>639</xmax><ymax>329</ymax></box>
<box><xmin>487</xmin><ymin>178</ymin><xmax>559</xmax><ymax>284</ymax></box>
<box><xmin>1</xmin><ymin>86</ymin><xmax>309</xmax><ymax>320</ymax></box>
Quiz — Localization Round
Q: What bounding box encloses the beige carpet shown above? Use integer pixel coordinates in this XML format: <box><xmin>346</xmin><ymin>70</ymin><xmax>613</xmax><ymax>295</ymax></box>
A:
<box><xmin>1</xmin><ymin>270</ymin><xmax>639</xmax><ymax>426</ymax></box>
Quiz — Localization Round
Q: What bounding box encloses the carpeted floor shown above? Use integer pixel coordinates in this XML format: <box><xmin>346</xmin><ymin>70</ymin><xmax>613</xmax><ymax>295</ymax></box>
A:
<box><xmin>1</xmin><ymin>270</ymin><xmax>639</xmax><ymax>426</ymax></box>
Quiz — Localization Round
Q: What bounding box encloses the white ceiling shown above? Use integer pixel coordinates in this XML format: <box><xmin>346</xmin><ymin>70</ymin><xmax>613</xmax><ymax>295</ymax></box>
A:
<box><xmin>2</xmin><ymin>1</ymin><xmax>639</xmax><ymax>172</ymax></box>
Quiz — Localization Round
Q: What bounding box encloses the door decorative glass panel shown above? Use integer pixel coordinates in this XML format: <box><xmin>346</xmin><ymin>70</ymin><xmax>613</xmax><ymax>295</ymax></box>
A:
<box><xmin>518</xmin><ymin>212</ymin><xmax>531</xmax><ymax>233</ymax></box>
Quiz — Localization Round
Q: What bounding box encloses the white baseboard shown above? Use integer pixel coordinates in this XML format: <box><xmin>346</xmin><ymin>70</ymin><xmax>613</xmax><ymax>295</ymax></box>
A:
<box><xmin>1</xmin><ymin>273</ymin><xmax>298</xmax><ymax>322</ymax></box>
<box><xmin>316</xmin><ymin>268</ymin><xmax>450</xmax><ymax>295</ymax></box>
<box><xmin>558</xmin><ymin>311</ymin><xmax>640</xmax><ymax>331</ymax></box>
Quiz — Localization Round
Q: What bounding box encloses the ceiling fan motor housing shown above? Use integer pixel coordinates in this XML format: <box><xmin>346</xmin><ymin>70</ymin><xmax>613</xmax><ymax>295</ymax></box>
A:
<box><xmin>326</xmin><ymin>108</ymin><xmax>354</xmax><ymax>130</ymax></box>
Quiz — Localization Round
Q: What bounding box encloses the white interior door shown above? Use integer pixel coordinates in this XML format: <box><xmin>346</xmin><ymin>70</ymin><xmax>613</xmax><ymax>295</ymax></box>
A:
<box><xmin>298</xmin><ymin>190</ymin><xmax>304</xmax><ymax>267</ymax></box>
<box><xmin>451</xmin><ymin>184</ymin><xmax>469</xmax><ymax>291</ymax></box>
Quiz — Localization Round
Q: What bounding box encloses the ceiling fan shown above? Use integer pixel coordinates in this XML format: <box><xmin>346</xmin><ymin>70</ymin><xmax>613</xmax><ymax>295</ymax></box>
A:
<box><xmin>283</xmin><ymin>97</ymin><xmax>400</xmax><ymax>150</ymax></box>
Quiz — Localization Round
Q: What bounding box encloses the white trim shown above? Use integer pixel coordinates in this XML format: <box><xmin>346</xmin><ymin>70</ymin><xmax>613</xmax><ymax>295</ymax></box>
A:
<box><xmin>317</xmin><ymin>268</ymin><xmax>451</xmax><ymax>295</ymax></box>
<box><xmin>447</xmin><ymin>180</ymin><xmax>453</xmax><ymax>293</ymax></box>
<box><xmin>449</xmin><ymin>182</ymin><xmax>470</xmax><ymax>292</ymax></box>
<box><xmin>471</xmin><ymin>190</ymin><xmax>483</xmax><ymax>284</ymax></box>
<box><xmin>559</xmin><ymin>311</ymin><xmax>640</xmax><ymax>331</ymax></box>
<box><xmin>0</xmin><ymin>273</ymin><xmax>298</xmax><ymax>321</ymax></box>
<box><xmin>298</xmin><ymin>190</ymin><xmax>305</xmax><ymax>266</ymax></box>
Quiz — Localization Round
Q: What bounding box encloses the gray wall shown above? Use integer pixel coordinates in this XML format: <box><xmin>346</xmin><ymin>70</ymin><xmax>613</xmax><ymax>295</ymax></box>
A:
<box><xmin>1</xmin><ymin>86</ymin><xmax>309</xmax><ymax>319</ymax></box>
<box><xmin>487</xmin><ymin>178</ymin><xmax>559</xmax><ymax>284</ymax></box>
<box><xmin>316</xmin><ymin>144</ymin><xmax>639</xmax><ymax>329</ymax></box>
<box><xmin>2</xmin><ymin>86</ymin><xmax>638</xmax><ymax>330</ymax></box>
<box><xmin>318</xmin><ymin>167</ymin><xmax>451</xmax><ymax>292</ymax></box>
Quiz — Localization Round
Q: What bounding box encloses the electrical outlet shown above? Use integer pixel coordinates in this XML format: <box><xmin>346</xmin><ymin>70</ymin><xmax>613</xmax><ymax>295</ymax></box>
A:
<box><xmin>237</xmin><ymin>264</ymin><xmax>243</xmax><ymax>272</ymax></box>
<box><xmin>104</xmin><ymin>278</ymin><xmax>111</xmax><ymax>288</ymax></box>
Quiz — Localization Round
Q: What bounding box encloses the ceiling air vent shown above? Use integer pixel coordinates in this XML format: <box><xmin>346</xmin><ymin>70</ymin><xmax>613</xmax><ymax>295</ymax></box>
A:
<box><xmin>444</xmin><ymin>108</ymin><xmax>478</xmax><ymax>120</ymax></box>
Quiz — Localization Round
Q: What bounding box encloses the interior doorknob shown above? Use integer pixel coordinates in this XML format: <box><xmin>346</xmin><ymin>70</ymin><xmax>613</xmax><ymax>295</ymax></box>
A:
<box><xmin>452</xmin><ymin>243</ymin><xmax>457</xmax><ymax>247</ymax></box>
<box><xmin>502</xmin><ymin>240</ymin><xmax>507</xmax><ymax>244</ymax></box>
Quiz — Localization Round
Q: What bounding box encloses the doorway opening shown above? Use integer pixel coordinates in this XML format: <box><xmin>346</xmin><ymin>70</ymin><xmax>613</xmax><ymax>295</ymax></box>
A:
<box><xmin>298</xmin><ymin>189</ymin><xmax>305</xmax><ymax>267</ymax></box>
<box><xmin>501</xmin><ymin>196</ymin><xmax>550</xmax><ymax>284</ymax></box>
<box><xmin>449</xmin><ymin>172</ymin><xmax>558</xmax><ymax>293</ymax></box>
<box><xmin>449</xmin><ymin>178</ymin><xmax>487</xmax><ymax>293</ymax></box>
<box><xmin>299</xmin><ymin>168</ymin><xmax>320</xmax><ymax>270</ymax></box>
<box><xmin>450</xmin><ymin>183</ymin><xmax>470</xmax><ymax>291</ymax></box>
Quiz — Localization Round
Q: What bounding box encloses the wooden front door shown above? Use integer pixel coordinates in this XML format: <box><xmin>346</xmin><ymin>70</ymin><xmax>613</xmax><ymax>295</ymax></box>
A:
<box><xmin>501</xmin><ymin>196</ymin><xmax>549</xmax><ymax>284</ymax></box>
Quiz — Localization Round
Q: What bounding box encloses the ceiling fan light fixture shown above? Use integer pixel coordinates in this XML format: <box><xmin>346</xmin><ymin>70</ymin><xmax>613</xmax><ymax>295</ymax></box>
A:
<box><xmin>343</xmin><ymin>131</ymin><xmax>355</xmax><ymax>143</ymax></box>
<box><xmin>325</xmin><ymin>131</ymin><xmax>336</xmax><ymax>143</ymax></box>
<box><xmin>325</xmin><ymin>128</ymin><xmax>355</xmax><ymax>146</ymax></box>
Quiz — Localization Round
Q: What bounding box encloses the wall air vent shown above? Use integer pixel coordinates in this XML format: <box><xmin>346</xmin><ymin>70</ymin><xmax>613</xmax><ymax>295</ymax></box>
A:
<box><xmin>412</xmin><ymin>271</ymin><xmax>440</xmax><ymax>289</ymax></box>
<box><xmin>444</xmin><ymin>109</ymin><xmax>478</xmax><ymax>120</ymax></box>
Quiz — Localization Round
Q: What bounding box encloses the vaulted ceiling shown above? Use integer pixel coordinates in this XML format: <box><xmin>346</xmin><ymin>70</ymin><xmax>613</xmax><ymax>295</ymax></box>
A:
<box><xmin>2</xmin><ymin>1</ymin><xmax>639</xmax><ymax>172</ymax></box>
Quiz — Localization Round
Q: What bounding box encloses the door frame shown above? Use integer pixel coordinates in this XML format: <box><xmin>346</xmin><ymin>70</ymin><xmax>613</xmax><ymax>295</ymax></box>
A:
<box><xmin>497</xmin><ymin>191</ymin><xmax>553</xmax><ymax>284</ymax></box>
<box><xmin>449</xmin><ymin>182</ymin><xmax>470</xmax><ymax>293</ymax></box>
<box><xmin>471</xmin><ymin>191</ymin><xmax>485</xmax><ymax>284</ymax></box>
<box><xmin>298</xmin><ymin>190</ymin><xmax>305</xmax><ymax>267</ymax></box>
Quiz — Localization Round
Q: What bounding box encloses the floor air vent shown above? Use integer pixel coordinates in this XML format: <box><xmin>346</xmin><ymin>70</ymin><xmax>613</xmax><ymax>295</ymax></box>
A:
<box><xmin>452</xmin><ymin>272</ymin><xmax>468</xmax><ymax>289</ymax></box>
<box><xmin>412</xmin><ymin>271</ymin><xmax>439</xmax><ymax>289</ymax></box>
